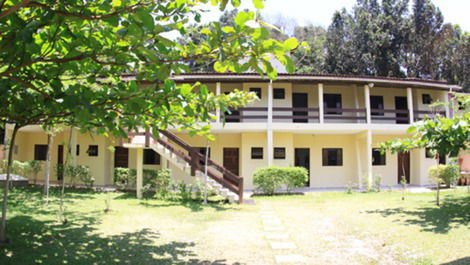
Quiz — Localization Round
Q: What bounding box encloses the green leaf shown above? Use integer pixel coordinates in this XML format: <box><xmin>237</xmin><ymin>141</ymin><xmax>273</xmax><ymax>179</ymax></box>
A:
<box><xmin>158</xmin><ymin>64</ymin><xmax>171</xmax><ymax>79</ymax></box>
<box><xmin>283</xmin><ymin>38</ymin><xmax>299</xmax><ymax>50</ymax></box>
<box><xmin>137</xmin><ymin>9</ymin><xmax>155</xmax><ymax>31</ymax></box>
<box><xmin>112</xmin><ymin>0</ymin><xmax>122</xmax><ymax>7</ymax></box>
<box><xmin>234</xmin><ymin>12</ymin><xmax>253</xmax><ymax>27</ymax></box>
<box><xmin>231</xmin><ymin>0</ymin><xmax>241</xmax><ymax>7</ymax></box>
<box><xmin>214</xmin><ymin>61</ymin><xmax>228</xmax><ymax>72</ymax></box>
<box><xmin>253</xmin><ymin>0</ymin><xmax>264</xmax><ymax>9</ymax></box>
<box><xmin>219</xmin><ymin>0</ymin><xmax>229</xmax><ymax>10</ymax></box>
<box><xmin>222</xmin><ymin>26</ymin><xmax>236</xmax><ymax>34</ymax></box>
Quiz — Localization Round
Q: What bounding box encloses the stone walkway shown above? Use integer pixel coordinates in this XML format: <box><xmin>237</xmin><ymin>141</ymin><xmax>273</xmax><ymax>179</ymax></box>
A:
<box><xmin>259</xmin><ymin>203</ymin><xmax>306</xmax><ymax>264</ymax></box>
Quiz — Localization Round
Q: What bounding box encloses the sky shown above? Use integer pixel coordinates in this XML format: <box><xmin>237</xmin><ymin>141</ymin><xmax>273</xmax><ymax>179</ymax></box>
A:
<box><xmin>201</xmin><ymin>0</ymin><xmax>470</xmax><ymax>31</ymax></box>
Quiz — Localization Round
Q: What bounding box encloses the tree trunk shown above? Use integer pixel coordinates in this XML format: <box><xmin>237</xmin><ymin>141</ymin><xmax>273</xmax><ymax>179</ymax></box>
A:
<box><xmin>43</xmin><ymin>134</ymin><xmax>53</xmax><ymax>200</ymax></box>
<box><xmin>59</xmin><ymin>127</ymin><xmax>73</xmax><ymax>224</ymax></box>
<box><xmin>0</xmin><ymin>124</ymin><xmax>19</xmax><ymax>243</ymax></box>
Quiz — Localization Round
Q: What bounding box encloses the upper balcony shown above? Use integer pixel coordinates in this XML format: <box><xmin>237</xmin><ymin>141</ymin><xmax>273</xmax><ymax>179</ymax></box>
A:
<box><xmin>173</xmin><ymin>73</ymin><xmax>460</xmax><ymax>132</ymax></box>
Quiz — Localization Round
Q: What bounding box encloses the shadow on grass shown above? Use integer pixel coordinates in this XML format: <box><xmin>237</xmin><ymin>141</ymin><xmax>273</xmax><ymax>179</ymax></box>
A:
<box><xmin>4</xmin><ymin>186</ymin><xmax>99</xmax><ymax>217</ymax></box>
<box><xmin>365</xmin><ymin>194</ymin><xmax>470</xmax><ymax>234</ymax></box>
<box><xmin>1</xmin><ymin>215</ymin><xmax>241</xmax><ymax>265</ymax></box>
<box><xmin>138</xmin><ymin>200</ymin><xmax>237</xmax><ymax>212</ymax></box>
<box><xmin>441</xmin><ymin>256</ymin><xmax>470</xmax><ymax>265</ymax></box>
<box><xmin>114</xmin><ymin>192</ymin><xmax>237</xmax><ymax>212</ymax></box>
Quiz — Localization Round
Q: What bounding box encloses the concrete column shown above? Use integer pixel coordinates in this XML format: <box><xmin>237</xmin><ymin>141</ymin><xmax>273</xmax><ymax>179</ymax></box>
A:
<box><xmin>366</xmin><ymin>130</ymin><xmax>373</xmax><ymax>188</ymax></box>
<box><xmin>364</xmin><ymin>85</ymin><xmax>371</xmax><ymax>124</ymax></box>
<box><xmin>318</xmin><ymin>83</ymin><xmax>324</xmax><ymax>124</ymax></box>
<box><xmin>136</xmin><ymin>148</ymin><xmax>143</xmax><ymax>199</ymax></box>
<box><xmin>407</xmin><ymin>87</ymin><xmax>414</xmax><ymax>124</ymax></box>
<box><xmin>444</xmin><ymin>92</ymin><xmax>450</xmax><ymax>118</ymax></box>
<box><xmin>353</xmin><ymin>85</ymin><xmax>360</xmax><ymax>121</ymax></box>
<box><xmin>70</xmin><ymin>128</ymin><xmax>77</xmax><ymax>166</ymax></box>
<box><xmin>355</xmin><ymin>139</ymin><xmax>363</xmax><ymax>187</ymax></box>
<box><xmin>216</xmin><ymin>82</ymin><xmax>221</xmax><ymax>123</ymax></box>
<box><xmin>267</xmin><ymin>80</ymin><xmax>273</xmax><ymax>166</ymax></box>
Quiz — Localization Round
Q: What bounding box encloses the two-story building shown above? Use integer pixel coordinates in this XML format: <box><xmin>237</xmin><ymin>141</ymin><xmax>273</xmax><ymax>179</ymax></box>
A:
<box><xmin>2</xmin><ymin>73</ymin><xmax>462</xmax><ymax>201</ymax></box>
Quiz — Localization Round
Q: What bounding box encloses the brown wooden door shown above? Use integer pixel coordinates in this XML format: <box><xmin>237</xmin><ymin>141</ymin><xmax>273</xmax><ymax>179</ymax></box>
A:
<box><xmin>295</xmin><ymin>148</ymin><xmax>310</xmax><ymax>186</ymax></box>
<box><xmin>223</xmin><ymin>148</ymin><xmax>239</xmax><ymax>181</ymax></box>
<box><xmin>395</xmin><ymin>96</ymin><xmax>409</xmax><ymax>124</ymax></box>
<box><xmin>292</xmin><ymin>93</ymin><xmax>308</xmax><ymax>123</ymax></box>
<box><xmin>397</xmin><ymin>152</ymin><xmax>410</xmax><ymax>184</ymax></box>
<box><xmin>57</xmin><ymin>145</ymin><xmax>64</xmax><ymax>181</ymax></box>
<box><xmin>114</xmin><ymin>147</ymin><xmax>129</xmax><ymax>168</ymax></box>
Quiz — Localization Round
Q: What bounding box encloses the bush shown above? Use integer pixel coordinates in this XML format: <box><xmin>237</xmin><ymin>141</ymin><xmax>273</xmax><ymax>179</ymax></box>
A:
<box><xmin>373</xmin><ymin>174</ymin><xmax>382</xmax><ymax>192</ymax></box>
<box><xmin>253</xmin><ymin>166</ymin><xmax>308</xmax><ymax>195</ymax></box>
<box><xmin>64</xmin><ymin>164</ymin><xmax>94</xmax><ymax>187</ymax></box>
<box><xmin>113</xmin><ymin>167</ymin><xmax>172</xmax><ymax>198</ymax></box>
<box><xmin>75</xmin><ymin>165</ymin><xmax>94</xmax><ymax>187</ymax></box>
<box><xmin>0</xmin><ymin>160</ymin><xmax>34</xmax><ymax>177</ymax></box>
<box><xmin>428</xmin><ymin>164</ymin><xmax>459</xmax><ymax>188</ymax></box>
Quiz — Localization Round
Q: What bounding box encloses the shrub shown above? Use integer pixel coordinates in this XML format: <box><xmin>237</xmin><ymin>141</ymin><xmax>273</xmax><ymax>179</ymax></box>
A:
<box><xmin>362</xmin><ymin>176</ymin><xmax>372</xmax><ymax>192</ymax></box>
<box><xmin>114</xmin><ymin>167</ymin><xmax>131</xmax><ymax>188</ymax></box>
<box><xmin>346</xmin><ymin>181</ymin><xmax>357</xmax><ymax>194</ymax></box>
<box><xmin>113</xmin><ymin>167</ymin><xmax>172</xmax><ymax>197</ymax></box>
<box><xmin>64</xmin><ymin>164</ymin><xmax>94</xmax><ymax>187</ymax></box>
<box><xmin>253</xmin><ymin>166</ymin><xmax>308</xmax><ymax>195</ymax></box>
<box><xmin>284</xmin><ymin>167</ymin><xmax>308</xmax><ymax>193</ymax></box>
<box><xmin>428</xmin><ymin>164</ymin><xmax>459</xmax><ymax>188</ymax></box>
<box><xmin>373</xmin><ymin>174</ymin><xmax>382</xmax><ymax>192</ymax></box>
<box><xmin>75</xmin><ymin>165</ymin><xmax>94</xmax><ymax>187</ymax></box>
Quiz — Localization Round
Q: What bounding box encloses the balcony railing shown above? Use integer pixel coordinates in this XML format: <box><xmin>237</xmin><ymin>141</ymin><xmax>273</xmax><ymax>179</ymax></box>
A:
<box><xmin>370</xmin><ymin>109</ymin><xmax>410</xmax><ymax>124</ymax></box>
<box><xmin>220</xmin><ymin>106</ymin><xmax>447</xmax><ymax>125</ymax></box>
<box><xmin>414</xmin><ymin>110</ymin><xmax>446</xmax><ymax>121</ymax></box>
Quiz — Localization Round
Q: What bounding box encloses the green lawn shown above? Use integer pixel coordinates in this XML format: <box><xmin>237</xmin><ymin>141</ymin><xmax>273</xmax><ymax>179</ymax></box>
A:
<box><xmin>0</xmin><ymin>187</ymin><xmax>469</xmax><ymax>265</ymax></box>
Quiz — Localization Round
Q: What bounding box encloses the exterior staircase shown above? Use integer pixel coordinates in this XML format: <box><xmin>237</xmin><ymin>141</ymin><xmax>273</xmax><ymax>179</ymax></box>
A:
<box><xmin>123</xmin><ymin>130</ymin><xmax>243</xmax><ymax>203</ymax></box>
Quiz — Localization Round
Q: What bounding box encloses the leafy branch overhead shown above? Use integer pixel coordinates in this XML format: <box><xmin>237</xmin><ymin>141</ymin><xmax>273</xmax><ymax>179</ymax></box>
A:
<box><xmin>0</xmin><ymin>0</ymin><xmax>297</xmax><ymax>135</ymax></box>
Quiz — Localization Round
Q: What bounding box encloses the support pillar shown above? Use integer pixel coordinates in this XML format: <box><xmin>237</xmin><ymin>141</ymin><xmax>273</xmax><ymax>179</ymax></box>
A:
<box><xmin>407</xmin><ymin>87</ymin><xmax>414</xmax><ymax>124</ymax></box>
<box><xmin>366</xmin><ymin>130</ymin><xmax>373</xmax><ymax>188</ymax></box>
<box><xmin>318</xmin><ymin>83</ymin><xmax>324</xmax><ymax>124</ymax></box>
<box><xmin>353</xmin><ymin>85</ymin><xmax>360</xmax><ymax>121</ymax></box>
<box><xmin>355</xmin><ymin>139</ymin><xmax>363</xmax><ymax>187</ymax></box>
<box><xmin>136</xmin><ymin>148</ymin><xmax>143</xmax><ymax>199</ymax></box>
<box><xmin>216</xmin><ymin>82</ymin><xmax>221</xmax><ymax>123</ymax></box>
<box><xmin>267</xmin><ymin>80</ymin><xmax>273</xmax><ymax>166</ymax></box>
<box><xmin>364</xmin><ymin>85</ymin><xmax>371</xmax><ymax>124</ymax></box>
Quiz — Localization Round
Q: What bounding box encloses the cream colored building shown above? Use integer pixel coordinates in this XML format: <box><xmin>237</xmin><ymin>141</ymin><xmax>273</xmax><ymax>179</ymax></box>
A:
<box><xmin>3</xmin><ymin>74</ymin><xmax>462</xmax><ymax>200</ymax></box>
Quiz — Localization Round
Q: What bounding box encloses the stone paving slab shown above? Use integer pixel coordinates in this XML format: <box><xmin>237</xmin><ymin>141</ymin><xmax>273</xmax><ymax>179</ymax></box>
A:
<box><xmin>261</xmin><ymin>215</ymin><xmax>278</xmax><ymax>219</ymax></box>
<box><xmin>270</xmin><ymin>242</ymin><xmax>297</xmax><ymax>249</ymax></box>
<box><xmin>263</xmin><ymin>219</ymin><xmax>282</xmax><ymax>226</ymax></box>
<box><xmin>265</xmin><ymin>233</ymin><xmax>289</xmax><ymax>240</ymax></box>
<box><xmin>275</xmin><ymin>254</ymin><xmax>306</xmax><ymax>263</ymax></box>
<box><xmin>264</xmin><ymin>226</ymin><xmax>285</xmax><ymax>232</ymax></box>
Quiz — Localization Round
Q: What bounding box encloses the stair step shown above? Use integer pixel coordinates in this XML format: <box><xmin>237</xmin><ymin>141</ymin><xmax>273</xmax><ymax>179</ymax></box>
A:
<box><xmin>212</xmin><ymin>183</ymin><xmax>222</xmax><ymax>189</ymax></box>
<box><xmin>219</xmin><ymin>188</ymin><xmax>229</xmax><ymax>196</ymax></box>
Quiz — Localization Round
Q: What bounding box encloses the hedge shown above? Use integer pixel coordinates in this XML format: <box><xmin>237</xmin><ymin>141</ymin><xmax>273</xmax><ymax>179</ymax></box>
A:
<box><xmin>253</xmin><ymin>166</ymin><xmax>308</xmax><ymax>195</ymax></box>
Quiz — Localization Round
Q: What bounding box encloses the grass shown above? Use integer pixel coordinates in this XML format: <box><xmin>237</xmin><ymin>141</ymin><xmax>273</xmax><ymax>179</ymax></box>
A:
<box><xmin>0</xmin><ymin>187</ymin><xmax>469</xmax><ymax>265</ymax></box>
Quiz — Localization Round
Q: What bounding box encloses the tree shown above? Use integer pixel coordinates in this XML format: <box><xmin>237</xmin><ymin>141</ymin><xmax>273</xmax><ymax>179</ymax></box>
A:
<box><xmin>42</xmin><ymin>126</ymin><xmax>63</xmax><ymax>201</ymax></box>
<box><xmin>326</xmin><ymin>0</ymin><xmax>411</xmax><ymax>77</ymax></box>
<box><xmin>407</xmin><ymin>0</ymin><xmax>445</xmax><ymax>79</ymax></box>
<box><xmin>0</xmin><ymin>0</ymin><xmax>298</xmax><ymax>243</ymax></box>
<box><xmin>292</xmin><ymin>25</ymin><xmax>327</xmax><ymax>74</ymax></box>
<box><xmin>381</xmin><ymin>95</ymin><xmax>470</xmax><ymax>205</ymax></box>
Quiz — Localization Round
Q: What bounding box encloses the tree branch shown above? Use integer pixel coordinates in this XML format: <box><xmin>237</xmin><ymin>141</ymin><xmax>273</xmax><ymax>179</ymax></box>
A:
<box><xmin>26</xmin><ymin>1</ymin><xmax>154</xmax><ymax>20</ymax></box>
<box><xmin>0</xmin><ymin>0</ymin><xmax>30</xmax><ymax>19</ymax></box>
<box><xmin>8</xmin><ymin>76</ymin><xmax>52</xmax><ymax>99</ymax></box>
